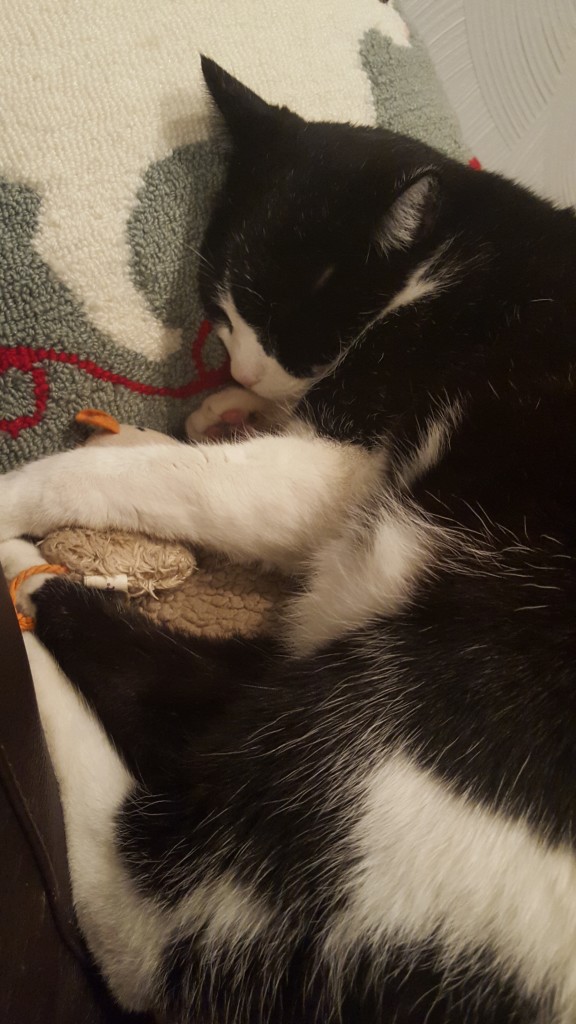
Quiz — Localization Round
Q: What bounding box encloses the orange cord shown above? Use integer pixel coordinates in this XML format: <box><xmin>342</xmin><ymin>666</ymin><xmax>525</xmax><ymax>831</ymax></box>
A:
<box><xmin>9</xmin><ymin>563</ymin><xmax>70</xmax><ymax>632</ymax></box>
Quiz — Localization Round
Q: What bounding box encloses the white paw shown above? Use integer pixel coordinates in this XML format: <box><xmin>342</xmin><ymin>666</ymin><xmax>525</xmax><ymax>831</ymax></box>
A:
<box><xmin>185</xmin><ymin>387</ymin><xmax>277</xmax><ymax>442</ymax></box>
<box><xmin>0</xmin><ymin>538</ymin><xmax>53</xmax><ymax>614</ymax></box>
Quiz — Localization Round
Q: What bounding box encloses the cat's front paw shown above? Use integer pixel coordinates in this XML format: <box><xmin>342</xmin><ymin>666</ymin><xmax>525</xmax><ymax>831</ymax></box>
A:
<box><xmin>185</xmin><ymin>386</ymin><xmax>277</xmax><ymax>442</ymax></box>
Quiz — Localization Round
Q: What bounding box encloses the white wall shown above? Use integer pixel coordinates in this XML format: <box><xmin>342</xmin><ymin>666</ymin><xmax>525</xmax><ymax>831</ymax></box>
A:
<box><xmin>401</xmin><ymin>0</ymin><xmax>576</xmax><ymax>209</ymax></box>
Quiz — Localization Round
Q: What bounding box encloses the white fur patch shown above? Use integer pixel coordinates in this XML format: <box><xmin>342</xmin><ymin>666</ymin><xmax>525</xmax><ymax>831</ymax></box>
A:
<box><xmin>286</xmin><ymin>502</ymin><xmax>434</xmax><ymax>655</ymax></box>
<box><xmin>382</xmin><ymin>258</ymin><xmax>440</xmax><ymax>315</ymax></box>
<box><xmin>375</xmin><ymin>238</ymin><xmax>461</xmax><ymax>321</ymax></box>
<box><xmin>377</xmin><ymin>173</ymin><xmax>436</xmax><ymax>256</ymax></box>
<box><xmin>399</xmin><ymin>400</ymin><xmax>463</xmax><ymax>488</ymax></box>
<box><xmin>384</xmin><ymin>270</ymin><xmax>438</xmax><ymax>314</ymax></box>
<box><xmin>326</xmin><ymin>755</ymin><xmax>576</xmax><ymax>1019</ymax></box>
<box><xmin>180</xmin><ymin>874</ymin><xmax>274</xmax><ymax>952</ymax></box>
<box><xmin>218</xmin><ymin>291</ymin><xmax>312</xmax><ymax>400</ymax></box>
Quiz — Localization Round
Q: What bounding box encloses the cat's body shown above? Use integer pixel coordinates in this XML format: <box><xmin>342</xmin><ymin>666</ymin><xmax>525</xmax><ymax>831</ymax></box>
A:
<box><xmin>1</xmin><ymin>59</ymin><xmax>576</xmax><ymax>1023</ymax></box>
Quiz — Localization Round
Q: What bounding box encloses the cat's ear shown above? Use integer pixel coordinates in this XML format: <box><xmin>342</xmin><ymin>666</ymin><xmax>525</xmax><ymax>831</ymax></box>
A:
<box><xmin>201</xmin><ymin>56</ymin><xmax>294</xmax><ymax>142</ymax></box>
<box><xmin>375</xmin><ymin>171</ymin><xmax>441</xmax><ymax>255</ymax></box>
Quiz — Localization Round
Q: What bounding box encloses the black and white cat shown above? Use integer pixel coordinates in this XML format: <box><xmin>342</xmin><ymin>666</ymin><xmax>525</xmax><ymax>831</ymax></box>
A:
<box><xmin>1</xmin><ymin>57</ymin><xmax>576</xmax><ymax>1023</ymax></box>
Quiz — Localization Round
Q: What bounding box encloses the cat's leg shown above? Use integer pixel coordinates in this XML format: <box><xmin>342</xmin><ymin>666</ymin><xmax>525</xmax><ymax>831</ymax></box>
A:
<box><xmin>23</xmin><ymin>629</ymin><xmax>161</xmax><ymax>1012</ymax></box>
<box><xmin>0</xmin><ymin>432</ymin><xmax>383</xmax><ymax>571</ymax></box>
<box><xmin>32</xmin><ymin>576</ymin><xmax>272</xmax><ymax>782</ymax></box>
<box><xmin>0</xmin><ymin>538</ymin><xmax>268</xmax><ymax>1012</ymax></box>
<box><xmin>185</xmin><ymin>385</ymin><xmax>278</xmax><ymax>441</ymax></box>
<box><xmin>1</xmin><ymin>536</ymin><xmax>266</xmax><ymax>782</ymax></box>
<box><xmin>0</xmin><ymin>538</ymin><xmax>160</xmax><ymax>1010</ymax></box>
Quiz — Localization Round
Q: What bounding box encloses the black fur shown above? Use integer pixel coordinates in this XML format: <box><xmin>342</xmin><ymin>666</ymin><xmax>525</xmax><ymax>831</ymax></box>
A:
<box><xmin>33</xmin><ymin>61</ymin><xmax>576</xmax><ymax>1023</ymax></box>
<box><xmin>34</xmin><ymin>579</ymin><xmax>541</xmax><ymax>1023</ymax></box>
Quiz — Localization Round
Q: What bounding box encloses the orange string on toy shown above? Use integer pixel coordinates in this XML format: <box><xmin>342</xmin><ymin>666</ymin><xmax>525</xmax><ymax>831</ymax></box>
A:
<box><xmin>9</xmin><ymin>563</ymin><xmax>70</xmax><ymax>632</ymax></box>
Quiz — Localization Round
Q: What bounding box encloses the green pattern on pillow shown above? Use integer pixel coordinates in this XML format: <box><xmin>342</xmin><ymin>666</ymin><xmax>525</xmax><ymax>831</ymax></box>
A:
<box><xmin>129</xmin><ymin>141</ymin><xmax>226</xmax><ymax>338</ymax></box>
<box><xmin>360</xmin><ymin>28</ymin><xmax>465</xmax><ymax>159</ymax></box>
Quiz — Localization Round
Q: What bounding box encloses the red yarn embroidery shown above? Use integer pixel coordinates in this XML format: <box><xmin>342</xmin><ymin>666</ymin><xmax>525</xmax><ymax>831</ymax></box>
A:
<box><xmin>0</xmin><ymin>320</ymin><xmax>230</xmax><ymax>440</ymax></box>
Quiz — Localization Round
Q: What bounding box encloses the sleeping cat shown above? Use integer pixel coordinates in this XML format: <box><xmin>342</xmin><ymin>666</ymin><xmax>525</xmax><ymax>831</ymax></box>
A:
<box><xmin>1</xmin><ymin>56</ymin><xmax>576</xmax><ymax>1023</ymax></box>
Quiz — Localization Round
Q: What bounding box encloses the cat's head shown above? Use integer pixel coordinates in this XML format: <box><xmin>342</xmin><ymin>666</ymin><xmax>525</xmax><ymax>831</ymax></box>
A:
<box><xmin>199</xmin><ymin>57</ymin><xmax>451</xmax><ymax>401</ymax></box>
